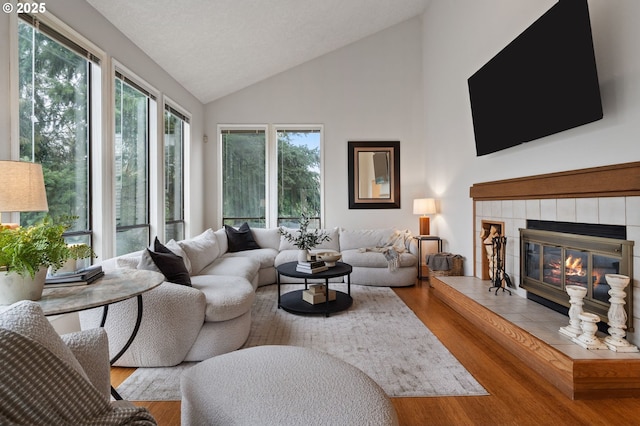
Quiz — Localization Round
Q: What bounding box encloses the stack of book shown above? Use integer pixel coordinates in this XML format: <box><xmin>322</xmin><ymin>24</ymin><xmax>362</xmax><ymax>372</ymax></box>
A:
<box><xmin>296</xmin><ymin>260</ymin><xmax>328</xmax><ymax>274</ymax></box>
<box><xmin>302</xmin><ymin>284</ymin><xmax>336</xmax><ymax>305</ymax></box>
<box><xmin>45</xmin><ymin>265</ymin><xmax>104</xmax><ymax>287</ymax></box>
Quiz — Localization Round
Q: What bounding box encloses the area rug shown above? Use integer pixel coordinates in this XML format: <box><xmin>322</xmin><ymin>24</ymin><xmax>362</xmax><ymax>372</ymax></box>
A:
<box><xmin>116</xmin><ymin>283</ymin><xmax>487</xmax><ymax>401</ymax></box>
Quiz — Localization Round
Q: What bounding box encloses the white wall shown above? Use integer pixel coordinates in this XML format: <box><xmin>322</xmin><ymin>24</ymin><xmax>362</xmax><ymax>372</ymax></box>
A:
<box><xmin>0</xmin><ymin>0</ymin><xmax>206</xmax><ymax>248</ymax></box>
<box><xmin>422</xmin><ymin>0</ymin><xmax>640</xmax><ymax>274</ymax></box>
<box><xmin>205</xmin><ymin>17</ymin><xmax>425</xmax><ymax>232</ymax></box>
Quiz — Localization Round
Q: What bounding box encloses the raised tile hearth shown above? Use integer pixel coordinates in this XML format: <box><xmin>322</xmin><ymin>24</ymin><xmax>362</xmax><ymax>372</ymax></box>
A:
<box><xmin>432</xmin><ymin>276</ymin><xmax>640</xmax><ymax>400</ymax></box>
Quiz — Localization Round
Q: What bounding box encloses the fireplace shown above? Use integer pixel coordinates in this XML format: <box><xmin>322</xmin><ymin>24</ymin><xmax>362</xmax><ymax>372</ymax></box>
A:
<box><xmin>520</xmin><ymin>221</ymin><xmax>634</xmax><ymax>330</ymax></box>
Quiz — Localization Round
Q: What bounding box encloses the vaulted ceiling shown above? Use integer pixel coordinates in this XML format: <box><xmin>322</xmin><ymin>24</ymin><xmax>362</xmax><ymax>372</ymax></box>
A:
<box><xmin>86</xmin><ymin>0</ymin><xmax>430</xmax><ymax>104</ymax></box>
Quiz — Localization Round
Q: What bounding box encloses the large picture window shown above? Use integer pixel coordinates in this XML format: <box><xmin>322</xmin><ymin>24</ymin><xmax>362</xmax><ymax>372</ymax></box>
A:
<box><xmin>276</xmin><ymin>128</ymin><xmax>322</xmax><ymax>228</ymax></box>
<box><xmin>220</xmin><ymin>126</ymin><xmax>323</xmax><ymax>229</ymax></box>
<box><xmin>17</xmin><ymin>15</ymin><xmax>98</xmax><ymax>249</ymax></box>
<box><xmin>114</xmin><ymin>72</ymin><xmax>153</xmax><ymax>255</ymax></box>
<box><xmin>221</xmin><ymin>128</ymin><xmax>266</xmax><ymax>228</ymax></box>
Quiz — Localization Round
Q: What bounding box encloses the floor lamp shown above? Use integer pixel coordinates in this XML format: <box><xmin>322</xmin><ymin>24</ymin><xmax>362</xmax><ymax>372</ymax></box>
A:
<box><xmin>413</xmin><ymin>198</ymin><xmax>436</xmax><ymax>236</ymax></box>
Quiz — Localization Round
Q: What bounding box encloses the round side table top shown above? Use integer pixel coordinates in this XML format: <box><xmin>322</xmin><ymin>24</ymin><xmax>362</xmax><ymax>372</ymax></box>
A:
<box><xmin>38</xmin><ymin>269</ymin><xmax>164</xmax><ymax>316</ymax></box>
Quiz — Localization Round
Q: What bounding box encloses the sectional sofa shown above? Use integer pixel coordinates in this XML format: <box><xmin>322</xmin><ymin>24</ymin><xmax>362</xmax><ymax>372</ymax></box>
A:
<box><xmin>79</xmin><ymin>225</ymin><xmax>418</xmax><ymax>367</ymax></box>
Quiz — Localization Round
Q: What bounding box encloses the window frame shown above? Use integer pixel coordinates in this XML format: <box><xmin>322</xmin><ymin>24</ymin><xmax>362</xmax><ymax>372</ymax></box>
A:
<box><xmin>272</xmin><ymin>125</ymin><xmax>325</xmax><ymax>228</ymax></box>
<box><xmin>218</xmin><ymin>124</ymin><xmax>324</xmax><ymax>229</ymax></box>
<box><xmin>12</xmin><ymin>11</ymin><xmax>105</xmax><ymax>255</ymax></box>
<box><xmin>163</xmin><ymin>98</ymin><xmax>190</xmax><ymax>241</ymax></box>
<box><xmin>113</xmin><ymin>64</ymin><xmax>158</xmax><ymax>255</ymax></box>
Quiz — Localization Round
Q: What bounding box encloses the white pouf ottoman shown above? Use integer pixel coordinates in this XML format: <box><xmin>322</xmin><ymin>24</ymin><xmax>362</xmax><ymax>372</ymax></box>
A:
<box><xmin>181</xmin><ymin>345</ymin><xmax>399</xmax><ymax>426</ymax></box>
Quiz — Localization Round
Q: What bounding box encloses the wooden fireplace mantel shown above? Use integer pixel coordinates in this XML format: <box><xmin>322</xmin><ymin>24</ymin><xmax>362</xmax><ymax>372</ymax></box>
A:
<box><xmin>470</xmin><ymin>161</ymin><xmax>640</xmax><ymax>201</ymax></box>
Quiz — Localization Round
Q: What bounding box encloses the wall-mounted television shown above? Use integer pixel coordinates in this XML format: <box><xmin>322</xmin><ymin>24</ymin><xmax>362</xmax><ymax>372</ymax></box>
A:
<box><xmin>467</xmin><ymin>0</ymin><xmax>603</xmax><ymax>156</ymax></box>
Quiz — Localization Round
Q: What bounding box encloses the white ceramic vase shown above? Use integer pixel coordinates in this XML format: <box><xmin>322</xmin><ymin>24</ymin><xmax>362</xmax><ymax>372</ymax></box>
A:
<box><xmin>0</xmin><ymin>267</ymin><xmax>48</xmax><ymax>305</ymax></box>
<box><xmin>298</xmin><ymin>249</ymin><xmax>309</xmax><ymax>263</ymax></box>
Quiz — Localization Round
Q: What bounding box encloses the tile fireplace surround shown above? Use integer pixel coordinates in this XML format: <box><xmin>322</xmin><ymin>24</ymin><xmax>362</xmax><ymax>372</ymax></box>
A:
<box><xmin>470</xmin><ymin>162</ymin><xmax>640</xmax><ymax>345</ymax></box>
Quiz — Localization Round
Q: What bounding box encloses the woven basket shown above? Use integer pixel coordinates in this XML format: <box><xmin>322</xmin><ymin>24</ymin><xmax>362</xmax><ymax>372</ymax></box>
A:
<box><xmin>429</xmin><ymin>256</ymin><xmax>463</xmax><ymax>278</ymax></box>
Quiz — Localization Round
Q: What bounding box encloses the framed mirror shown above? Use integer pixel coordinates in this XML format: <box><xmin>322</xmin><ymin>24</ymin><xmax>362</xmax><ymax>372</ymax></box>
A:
<box><xmin>348</xmin><ymin>141</ymin><xmax>400</xmax><ymax>209</ymax></box>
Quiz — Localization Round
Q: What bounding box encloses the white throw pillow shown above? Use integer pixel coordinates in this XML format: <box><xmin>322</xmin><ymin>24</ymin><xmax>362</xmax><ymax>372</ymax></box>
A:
<box><xmin>0</xmin><ymin>300</ymin><xmax>89</xmax><ymax>381</ymax></box>
<box><xmin>166</xmin><ymin>239</ymin><xmax>192</xmax><ymax>274</ymax></box>
<box><xmin>339</xmin><ymin>228</ymin><xmax>394</xmax><ymax>251</ymax></box>
<box><xmin>178</xmin><ymin>229</ymin><xmax>220</xmax><ymax>275</ymax></box>
<box><xmin>116</xmin><ymin>253</ymin><xmax>142</xmax><ymax>270</ymax></box>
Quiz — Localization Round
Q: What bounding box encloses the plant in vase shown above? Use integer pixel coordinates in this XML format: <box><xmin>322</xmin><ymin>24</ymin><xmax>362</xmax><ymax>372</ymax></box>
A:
<box><xmin>279</xmin><ymin>214</ymin><xmax>331</xmax><ymax>263</ymax></box>
<box><xmin>0</xmin><ymin>216</ymin><xmax>95</xmax><ymax>304</ymax></box>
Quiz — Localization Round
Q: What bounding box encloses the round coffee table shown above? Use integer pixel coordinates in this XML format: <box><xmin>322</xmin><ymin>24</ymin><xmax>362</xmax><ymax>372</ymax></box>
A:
<box><xmin>276</xmin><ymin>261</ymin><xmax>352</xmax><ymax>317</ymax></box>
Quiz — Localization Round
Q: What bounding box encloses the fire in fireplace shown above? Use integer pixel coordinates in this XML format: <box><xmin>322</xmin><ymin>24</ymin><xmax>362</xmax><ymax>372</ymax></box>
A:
<box><xmin>520</xmin><ymin>221</ymin><xmax>634</xmax><ymax>331</ymax></box>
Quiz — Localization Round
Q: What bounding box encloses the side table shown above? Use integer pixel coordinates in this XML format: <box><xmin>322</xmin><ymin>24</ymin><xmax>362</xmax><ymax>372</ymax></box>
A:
<box><xmin>38</xmin><ymin>269</ymin><xmax>164</xmax><ymax>399</ymax></box>
<box><xmin>414</xmin><ymin>235</ymin><xmax>442</xmax><ymax>280</ymax></box>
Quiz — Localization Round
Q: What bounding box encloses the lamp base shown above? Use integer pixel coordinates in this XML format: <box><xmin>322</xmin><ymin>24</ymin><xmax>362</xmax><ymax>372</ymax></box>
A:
<box><xmin>419</xmin><ymin>216</ymin><xmax>430</xmax><ymax>236</ymax></box>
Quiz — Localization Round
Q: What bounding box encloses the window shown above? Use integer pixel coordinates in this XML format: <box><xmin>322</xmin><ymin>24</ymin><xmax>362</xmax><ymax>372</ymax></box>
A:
<box><xmin>220</xmin><ymin>128</ymin><xmax>266</xmax><ymax>227</ymax></box>
<box><xmin>17</xmin><ymin>14</ymin><xmax>99</xmax><ymax>249</ymax></box>
<box><xmin>114</xmin><ymin>72</ymin><xmax>154</xmax><ymax>255</ymax></box>
<box><xmin>220</xmin><ymin>126</ymin><xmax>323</xmax><ymax>229</ymax></box>
<box><xmin>164</xmin><ymin>103</ymin><xmax>188</xmax><ymax>241</ymax></box>
<box><xmin>276</xmin><ymin>129</ymin><xmax>322</xmax><ymax>228</ymax></box>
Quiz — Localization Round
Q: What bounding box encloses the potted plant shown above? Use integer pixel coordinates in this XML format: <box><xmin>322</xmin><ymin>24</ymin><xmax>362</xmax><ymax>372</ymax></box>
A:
<box><xmin>279</xmin><ymin>213</ymin><xmax>331</xmax><ymax>263</ymax></box>
<box><xmin>0</xmin><ymin>216</ymin><xmax>95</xmax><ymax>304</ymax></box>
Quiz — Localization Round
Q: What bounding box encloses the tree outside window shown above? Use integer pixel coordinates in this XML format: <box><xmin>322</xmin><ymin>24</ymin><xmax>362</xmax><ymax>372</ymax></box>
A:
<box><xmin>18</xmin><ymin>19</ymin><xmax>92</xmax><ymax>248</ymax></box>
<box><xmin>114</xmin><ymin>76</ymin><xmax>150</xmax><ymax>255</ymax></box>
<box><xmin>164</xmin><ymin>106</ymin><xmax>186</xmax><ymax>241</ymax></box>
<box><xmin>221</xmin><ymin>127</ymin><xmax>322</xmax><ymax>229</ymax></box>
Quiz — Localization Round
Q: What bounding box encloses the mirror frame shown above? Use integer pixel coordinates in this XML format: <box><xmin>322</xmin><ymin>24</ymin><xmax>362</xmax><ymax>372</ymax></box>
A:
<box><xmin>348</xmin><ymin>141</ymin><xmax>400</xmax><ymax>209</ymax></box>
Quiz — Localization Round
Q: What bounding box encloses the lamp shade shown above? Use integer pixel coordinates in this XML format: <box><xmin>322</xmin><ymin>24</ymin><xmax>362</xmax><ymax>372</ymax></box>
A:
<box><xmin>0</xmin><ymin>161</ymin><xmax>49</xmax><ymax>212</ymax></box>
<box><xmin>413</xmin><ymin>198</ymin><xmax>436</xmax><ymax>216</ymax></box>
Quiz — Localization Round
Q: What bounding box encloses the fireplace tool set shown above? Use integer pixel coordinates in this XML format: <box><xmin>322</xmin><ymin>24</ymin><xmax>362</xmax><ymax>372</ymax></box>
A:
<box><xmin>489</xmin><ymin>236</ymin><xmax>514</xmax><ymax>296</ymax></box>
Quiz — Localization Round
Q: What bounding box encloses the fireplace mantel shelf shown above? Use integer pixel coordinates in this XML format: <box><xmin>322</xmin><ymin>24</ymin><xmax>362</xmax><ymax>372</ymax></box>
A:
<box><xmin>470</xmin><ymin>161</ymin><xmax>640</xmax><ymax>201</ymax></box>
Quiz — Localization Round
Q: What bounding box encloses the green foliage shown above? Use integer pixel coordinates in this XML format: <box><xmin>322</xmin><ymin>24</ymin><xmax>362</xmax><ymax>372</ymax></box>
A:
<box><xmin>18</xmin><ymin>21</ymin><xmax>90</xmax><ymax>229</ymax></box>
<box><xmin>277</xmin><ymin>132</ymin><xmax>321</xmax><ymax>220</ymax></box>
<box><xmin>279</xmin><ymin>213</ymin><xmax>330</xmax><ymax>250</ymax></box>
<box><xmin>0</xmin><ymin>216</ymin><xmax>95</xmax><ymax>278</ymax></box>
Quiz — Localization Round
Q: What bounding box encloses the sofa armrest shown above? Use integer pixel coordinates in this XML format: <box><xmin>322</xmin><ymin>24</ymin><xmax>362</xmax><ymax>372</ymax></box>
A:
<box><xmin>78</xmin><ymin>282</ymin><xmax>206</xmax><ymax>367</ymax></box>
<box><xmin>61</xmin><ymin>328</ymin><xmax>111</xmax><ymax>400</ymax></box>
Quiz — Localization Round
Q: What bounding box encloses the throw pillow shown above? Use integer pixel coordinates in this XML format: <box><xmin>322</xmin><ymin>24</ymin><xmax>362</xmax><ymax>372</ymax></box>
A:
<box><xmin>140</xmin><ymin>248</ymin><xmax>191</xmax><ymax>286</ymax></box>
<box><xmin>153</xmin><ymin>237</ymin><xmax>192</xmax><ymax>272</ymax></box>
<box><xmin>225</xmin><ymin>222</ymin><xmax>260</xmax><ymax>252</ymax></box>
<box><xmin>177</xmin><ymin>228</ymin><xmax>220</xmax><ymax>275</ymax></box>
<box><xmin>0</xmin><ymin>300</ymin><xmax>89</xmax><ymax>381</ymax></box>
<box><xmin>165</xmin><ymin>239</ymin><xmax>192</xmax><ymax>273</ymax></box>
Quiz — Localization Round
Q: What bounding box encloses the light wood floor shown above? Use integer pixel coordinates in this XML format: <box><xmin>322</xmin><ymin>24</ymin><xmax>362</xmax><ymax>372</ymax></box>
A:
<box><xmin>111</xmin><ymin>280</ymin><xmax>640</xmax><ymax>425</ymax></box>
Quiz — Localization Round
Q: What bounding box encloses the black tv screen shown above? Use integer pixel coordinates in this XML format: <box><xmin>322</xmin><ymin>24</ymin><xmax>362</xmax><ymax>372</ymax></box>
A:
<box><xmin>468</xmin><ymin>0</ymin><xmax>603</xmax><ymax>156</ymax></box>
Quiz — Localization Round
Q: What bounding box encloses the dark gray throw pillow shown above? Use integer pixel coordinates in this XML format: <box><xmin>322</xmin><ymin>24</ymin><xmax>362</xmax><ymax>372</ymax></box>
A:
<box><xmin>224</xmin><ymin>222</ymin><xmax>260</xmax><ymax>252</ymax></box>
<box><xmin>147</xmin><ymin>238</ymin><xmax>192</xmax><ymax>286</ymax></box>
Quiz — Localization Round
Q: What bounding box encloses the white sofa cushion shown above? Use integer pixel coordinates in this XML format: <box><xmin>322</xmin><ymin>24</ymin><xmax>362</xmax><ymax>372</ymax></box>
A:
<box><xmin>166</xmin><ymin>239</ymin><xmax>192</xmax><ymax>273</ymax></box>
<box><xmin>190</xmin><ymin>276</ymin><xmax>255</xmax><ymax>322</ymax></box>
<box><xmin>116</xmin><ymin>252</ymin><xmax>142</xmax><ymax>270</ymax></box>
<box><xmin>341</xmin><ymin>249</ymin><xmax>417</xmax><ymax>268</ymax></box>
<box><xmin>250</xmin><ymin>227</ymin><xmax>281</xmax><ymax>250</ymax></box>
<box><xmin>339</xmin><ymin>228</ymin><xmax>395</xmax><ymax>251</ymax></box>
<box><xmin>198</xmin><ymin>256</ymin><xmax>260</xmax><ymax>285</ymax></box>
<box><xmin>179</xmin><ymin>229</ymin><xmax>220</xmax><ymax>275</ymax></box>
<box><xmin>214</xmin><ymin>228</ymin><xmax>229</xmax><ymax>254</ymax></box>
<box><xmin>223</xmin><ymin>248</ymin><xmax>278</xmax><ymax>269</ymax></box>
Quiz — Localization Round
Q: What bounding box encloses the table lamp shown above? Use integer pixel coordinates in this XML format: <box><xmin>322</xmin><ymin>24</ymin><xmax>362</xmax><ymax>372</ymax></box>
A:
<box><xmin>413</xmin><ymin>198</ymin><xmax>436</xmax><ymax>235</ymax></box>
<box><xmin>0</xmin><ymin>160</ymin><xmax>49</xmax><ymax>228</ymax></box>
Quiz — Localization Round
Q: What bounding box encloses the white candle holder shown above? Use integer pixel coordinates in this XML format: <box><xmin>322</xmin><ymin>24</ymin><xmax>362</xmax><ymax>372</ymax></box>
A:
<box><xmin>603</xmin><ymin>274</ymin><xmax>638</xmax><ymax>353</ymax></box>
<box><xmin>572</xmin><ymin>312</ymin><xmax>608</xmax><ymax>350</ymax></box>
<box><xmin>560</xmin><ymin>285</ymin><xmax>587</xmax><ymax>338</ymax></box>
